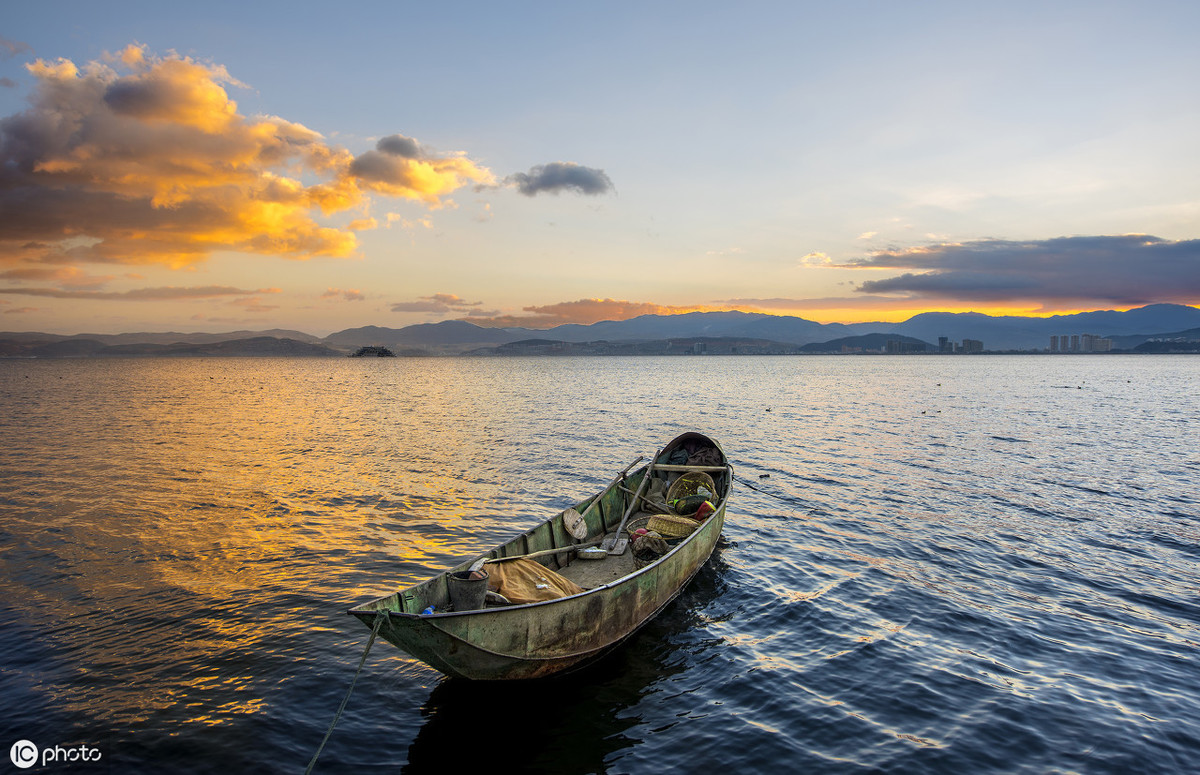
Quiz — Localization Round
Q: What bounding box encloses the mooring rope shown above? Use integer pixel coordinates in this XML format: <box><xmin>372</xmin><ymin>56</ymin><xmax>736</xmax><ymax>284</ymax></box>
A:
<box><xmin>734</xmin><ymin>474</ymin><xmax>823</xmax><ymax>513</ymax></box>
<box><xmin>304</xmin><ymin>611</ymin><xmax>387</xmax><ymax>775</ymax></box>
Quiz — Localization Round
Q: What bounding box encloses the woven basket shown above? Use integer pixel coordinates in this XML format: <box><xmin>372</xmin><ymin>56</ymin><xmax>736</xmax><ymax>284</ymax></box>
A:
<box><xmin>666</xmin><ymin>472</ymin><xmax>717</xmax><ymax>515</ymax></box>
<box><xmin>647</xmin><ymin>513</ymin><xmax>700</xmax><ymax>538</ymax></box>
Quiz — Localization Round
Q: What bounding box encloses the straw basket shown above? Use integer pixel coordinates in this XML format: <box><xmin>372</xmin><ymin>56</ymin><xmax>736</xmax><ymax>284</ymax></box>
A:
<box><xmin>647</xmin><ymin>513</ymin><xmax>700</xmax><ymax>538</ymax></box>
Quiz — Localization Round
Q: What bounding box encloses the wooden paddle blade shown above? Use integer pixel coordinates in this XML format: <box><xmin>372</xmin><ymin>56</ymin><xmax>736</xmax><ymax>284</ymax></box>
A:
<box><xmin>563</xmin><ymin>508</ymin><xmax>588</xmax><ymax>540</ymax></box>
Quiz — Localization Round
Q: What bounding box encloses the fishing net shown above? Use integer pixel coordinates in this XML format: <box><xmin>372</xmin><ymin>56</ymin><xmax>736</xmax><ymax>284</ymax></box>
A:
<box><xmin>485</xmin><ymin>558</ymin><xmax>585</xmax><ymax>604</ymax></box>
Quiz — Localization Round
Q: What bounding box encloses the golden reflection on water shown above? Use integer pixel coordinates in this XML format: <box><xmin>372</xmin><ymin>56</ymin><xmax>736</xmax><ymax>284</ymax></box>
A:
<box><xmin>2</xmin><ymin>359</ymin><xmax>551</xmax><ymax>730</ymax></box>
<box><xmin>3</xmin><ymin>354</ymin><xmax>1199</xmax><ymax>770</ymax></box>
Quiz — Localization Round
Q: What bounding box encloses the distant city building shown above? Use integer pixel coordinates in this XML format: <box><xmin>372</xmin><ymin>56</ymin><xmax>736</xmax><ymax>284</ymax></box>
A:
<box><xmin>1049</xmin><ymin>333</ymin><xmax>1112</xmax><ymax>353</ymax></box>
<box><xmin>886</xmin><ymin>339</ymin><xmax>925</xmax><ymax>354</ymax></box>
<box><xmin>931</xmin><ymin>336</ymin><xmax>983</xmax><ymax>353</ymax></box>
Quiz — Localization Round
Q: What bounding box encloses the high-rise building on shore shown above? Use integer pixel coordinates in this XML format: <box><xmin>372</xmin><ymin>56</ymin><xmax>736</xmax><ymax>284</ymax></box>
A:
<box><xmin>1081</xmin><ymin>334</ymin><xmax>1112</xmax><ymax>352</ymax></box>
<box><xmin>1049</xmin><ymin>333</ymin><xmax>1113</xmax><ymax>352</ymax></box>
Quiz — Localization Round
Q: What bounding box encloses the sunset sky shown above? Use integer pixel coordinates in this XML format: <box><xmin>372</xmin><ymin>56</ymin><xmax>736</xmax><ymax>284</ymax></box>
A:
<box><xmin>2</xmin><ymin>1</ymin><xmax>1198</xmax><ymax>335</ymax></box>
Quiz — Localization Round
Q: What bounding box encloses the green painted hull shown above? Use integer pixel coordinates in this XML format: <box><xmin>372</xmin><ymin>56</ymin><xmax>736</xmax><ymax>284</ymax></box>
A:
<box><xmin>349</xmin><ymin>432</ymin><xmax>731</xmax><ymax>680</ymax></box>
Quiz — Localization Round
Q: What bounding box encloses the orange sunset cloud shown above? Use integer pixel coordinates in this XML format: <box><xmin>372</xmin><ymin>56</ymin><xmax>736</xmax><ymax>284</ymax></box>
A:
<box><xmin>0</xmin><ymin>44</ymin><xmax>492</xmax><ymax>272</ymax></box>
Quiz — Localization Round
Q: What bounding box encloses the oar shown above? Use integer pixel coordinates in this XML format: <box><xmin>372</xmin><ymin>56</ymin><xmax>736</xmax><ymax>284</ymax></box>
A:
<box><xmin>601</xmin><ymin>457</ymin><xmax>659</xmax><ymax>555</ymax></box>
<box><xmin>468</xmin><ymin>455</ymin><xmax>645</xmax><ymax>573</ymax></box>
<box><xmin>482</xmin><ymin>539</ymin><xmax>605</xmax><ymax>564</ymax></box>
<box><xmin>562</xmin><ymin>455</ymin><xmax>644</xmax><ymax>540</ymax></box>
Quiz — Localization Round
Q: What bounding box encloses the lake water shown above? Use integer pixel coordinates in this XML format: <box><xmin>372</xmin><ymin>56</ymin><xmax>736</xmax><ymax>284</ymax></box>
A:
<box><xmin>1</xmin><ymin>355</ymin><xmax>1197</xmax><ymax>773</ymax></box>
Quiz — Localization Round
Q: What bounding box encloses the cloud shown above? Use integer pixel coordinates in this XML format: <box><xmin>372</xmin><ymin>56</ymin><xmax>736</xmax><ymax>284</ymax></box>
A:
<box><xmin>376</xmin><ymin>134</ymin><xmax>422</xmax><ymax>158</ymax></box>
<box><xmin>847</xmin><ymin>235</ymin><xmax>1200</xmax><ymax>308</ymax></box>
<box><xmin>321</xmin><ymin>287</ymin><xmax>365</xmax><ymax>302</ymax></box>
<box><xmin>1</xmin><ymin>37</ymin><xmax>31</xmax><ymax>60</ymax></box>
<box><xmin>390</xmin><ymin>293</ymin><xmax>485</xmax><ymax>314</ymax></box>
<box><xmin>385</xmin><ymin>212</ymin><xmax>434</xmax><ymax>230</ymax></box>
<box><xmin>229</xmin><ymin>295</ymin><xmax>278</xmax><ymax>313</ymax></box>
<box><xmin>348</xmin><ymin>134</ymin><xmax>493</xmax><ymax>204</ymax></box>
<box><xmin>799</xmin><ymin>251</ymin><xmax>832</xmax><ymax>267</ymax></box>
<box><xmin>466</xmin><ymin>298</ymin><xmax>703</xmax><ymax>328</ymax></box>
<box><xmin>0</xmin><ymin>78</ymin><xmax>16</xmax><ymax>89</ymax></box>
<box><xmin>0</xmin><ymin>284</ymin><xmax>278</xmax><ymax>300</ymax></box>
<box><xmin>505</xmin><ymin>162</ymin><xmax>614</xmax><ymax>197</ymax></box>
<box><xmin>0</xmin><ymin>265</ymin><xmax>116</xmax><ymax>289</ymax></box>
<box><xmin>0</xmin><ymin>45</ymin><xmax>495</xmax><ymax>271</ymax></box>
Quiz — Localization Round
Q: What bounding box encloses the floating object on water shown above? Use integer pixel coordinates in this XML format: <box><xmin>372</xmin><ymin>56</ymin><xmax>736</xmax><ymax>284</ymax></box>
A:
<box><xmin>348</xmin><ymin>432</ymin><xmax>732</xmax><ymax>680</ymax></box>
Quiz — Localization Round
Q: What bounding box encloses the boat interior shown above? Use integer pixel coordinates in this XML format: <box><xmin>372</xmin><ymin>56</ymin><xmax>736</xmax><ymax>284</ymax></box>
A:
<box><xmin>356</xmin><ymin>433</ymin><xmax>730</xmax><ymax>616</ymax></box>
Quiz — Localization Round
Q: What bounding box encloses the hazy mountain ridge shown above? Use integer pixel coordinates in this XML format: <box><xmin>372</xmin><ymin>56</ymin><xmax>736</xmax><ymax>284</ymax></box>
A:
<box><xmin>3</xmin><ymin>304</ymin><xmax>1198</xmax><ymax>356</ymax></box>
<box><xmin>1</xmin><ymin>337</ymin><xmax>341</xmax><ymax>358</ymax></box>
<box><xmin>0</xmin><ymin>329</ymin><xmax>321</xmax><ymax>346</ymax></box>
<box><xmin>880</xmin><ymin>304</ymin><xmax>1200</xmax><ymax>349</ymax></box>
<box><xmin>474</xmin><ymin>336</ymin><xmax>806</xmax><ymax>356</ymax></box>
<box><xmin>322</xmin><ymin>320</ymin><xmax>516</xmax><ymax>348</ymax></box>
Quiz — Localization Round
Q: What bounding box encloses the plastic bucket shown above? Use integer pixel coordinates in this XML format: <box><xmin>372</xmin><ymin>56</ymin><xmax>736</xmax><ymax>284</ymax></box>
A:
<box><xmin>447</xmin><ymin>569</ymin><xmax>489</xmax><ymax>611</ymax></box>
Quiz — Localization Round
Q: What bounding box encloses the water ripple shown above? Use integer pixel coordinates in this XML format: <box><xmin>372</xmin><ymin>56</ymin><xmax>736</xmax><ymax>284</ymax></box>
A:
<box><xmin>1</xmin><ymin>356</ymin><xmax>1198</xmax><ymax>772</ymax></box>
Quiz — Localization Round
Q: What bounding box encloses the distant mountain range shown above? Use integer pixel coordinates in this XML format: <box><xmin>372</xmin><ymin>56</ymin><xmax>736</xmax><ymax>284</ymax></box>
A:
<box><xmin>0</xmin><ymin>335</ymin><xmax>341</xmax><ymax>358</ymax></box>
<box><xmin>3</xmin><ymin>304</ymin><xmax>1199</xmax><ymax>357</ymax></box>
<box><xmin>318</xmin><ymin>304</ymin><xmax>1200</xmax><ymax>353</ymax></box>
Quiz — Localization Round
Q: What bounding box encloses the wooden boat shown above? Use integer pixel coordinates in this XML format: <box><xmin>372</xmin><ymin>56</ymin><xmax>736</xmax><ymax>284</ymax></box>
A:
<box><xmin>349</xmin><ymin>432</ymin><xmax>732</xmax><ymax>680</ymax></box>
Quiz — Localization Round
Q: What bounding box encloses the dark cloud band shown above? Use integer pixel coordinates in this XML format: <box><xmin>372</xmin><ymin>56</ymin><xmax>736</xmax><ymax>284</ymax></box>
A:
<box><xmin>851</xmin><ymin>235</ymin><xmax>1200</xmax><ymax>306</ymax></box>
<box><xmin>506</xmin><ymin>162</ymin><xmax>614</xmax><ymax>197</ymax></box>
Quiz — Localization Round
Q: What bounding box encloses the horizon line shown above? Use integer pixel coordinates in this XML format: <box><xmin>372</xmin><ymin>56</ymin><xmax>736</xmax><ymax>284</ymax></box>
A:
<box><xmin>3</xmin><ymin>301</ymin><xmax>1197</xmax><ymax>340</ymax></box>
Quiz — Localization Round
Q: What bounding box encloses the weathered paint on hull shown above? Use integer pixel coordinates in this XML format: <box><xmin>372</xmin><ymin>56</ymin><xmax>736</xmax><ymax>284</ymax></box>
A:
<box><xmin>350</xmin><ymin>433</ymin><xmax>730</xmax><ymax>681</ymax></box>
<box><xmin>354</xmin><ymin>507</ymin><xmax>724</xmax><ymax>680</ymax></box>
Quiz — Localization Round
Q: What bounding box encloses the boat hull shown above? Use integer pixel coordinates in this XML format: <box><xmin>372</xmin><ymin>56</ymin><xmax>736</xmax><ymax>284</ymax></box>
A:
<box><xmin>349</xmin><ymin>432</ymin><xmax>730</xmax><ymax>680</ymax></box>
